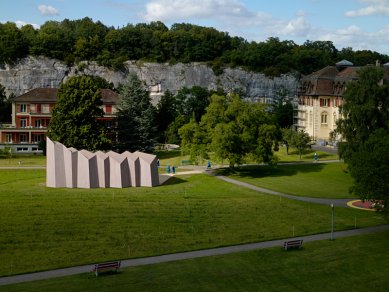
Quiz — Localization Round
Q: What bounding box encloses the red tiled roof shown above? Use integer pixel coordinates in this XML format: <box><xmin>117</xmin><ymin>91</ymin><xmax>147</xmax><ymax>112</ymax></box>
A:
<box><xmin>14</xmin><ymin>88</ymin><xmax>119</xmax><ymax>104</ymax></box>
<box><xmin>300</xmin><ymin>64</ymin><xmax>389</xmax><ymax>96</ymax></box>
<box><xmin>15</xmin><ymin>88</ymin><xmax>59</xmax><ymax>102</ymax></box>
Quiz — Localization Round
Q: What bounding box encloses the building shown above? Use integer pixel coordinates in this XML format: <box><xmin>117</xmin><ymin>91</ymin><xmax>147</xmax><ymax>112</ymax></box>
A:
<box><xmin>295</xmin><ymin>60</ymin><xmax>389</xmax><ymax>144</ymax></box>
<box><xmin>0</xmin><ymin>88</ymin><xmax>118</xmax><ymax>154</ymax></box>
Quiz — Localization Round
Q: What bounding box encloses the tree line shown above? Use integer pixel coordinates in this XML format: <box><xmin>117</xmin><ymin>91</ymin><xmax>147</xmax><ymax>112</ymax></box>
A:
<box><xmin>1</xmin><ymin>18</ymin><xmax>389</xmax><ymax>75</ymax></box>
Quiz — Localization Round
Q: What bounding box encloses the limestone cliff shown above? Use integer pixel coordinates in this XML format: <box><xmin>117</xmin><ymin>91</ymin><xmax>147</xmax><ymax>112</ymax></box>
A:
<box><xmin>0</xmin><ymin>56</ymin><xmax>298</xmax><ymax>102</ymax></box>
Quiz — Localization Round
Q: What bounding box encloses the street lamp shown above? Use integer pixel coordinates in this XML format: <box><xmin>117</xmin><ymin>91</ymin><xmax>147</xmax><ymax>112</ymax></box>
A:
<box><xmin>330</xmin><ymin>203</ymin><xmax>334</xmax><ymax>240</ymax></box>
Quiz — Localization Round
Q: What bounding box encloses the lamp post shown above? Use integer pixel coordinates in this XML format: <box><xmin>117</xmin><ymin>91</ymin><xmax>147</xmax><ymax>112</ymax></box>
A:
<box><xmin>330</xmin><ymin>203</ymin><xmax>334</xmax><ymax>240</ymax></box>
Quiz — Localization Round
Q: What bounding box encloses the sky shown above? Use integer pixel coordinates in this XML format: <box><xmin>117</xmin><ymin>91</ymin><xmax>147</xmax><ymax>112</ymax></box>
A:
<box><xmin>1</xmin><ymin>0</ymin><xmax>389</xmax><ymax>55</ymax></box>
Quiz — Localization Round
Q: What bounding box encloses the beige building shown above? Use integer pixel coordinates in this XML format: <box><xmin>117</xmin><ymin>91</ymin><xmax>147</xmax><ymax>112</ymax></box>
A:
<box><xmin>295</xmin><ymin>60</ymin><xmax>389</xmax><ymax>144</ymax></box>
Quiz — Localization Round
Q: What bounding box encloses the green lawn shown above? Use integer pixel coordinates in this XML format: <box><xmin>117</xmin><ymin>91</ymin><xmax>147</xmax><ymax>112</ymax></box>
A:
<box><xmin>220</xmin><ymin>162</ymin><xmax>354</xmax><ymax>199</ymax></box>
<box><xmin>0</xmin><ymin>169</ymin><xmax>385</xmax><ymax>276</ymax></box>
<box><xmin>0</xmin><ymin>155</ymin><xmax>45</xmax><ymax>167</ymax></box>
<box><xmin>4</xmin><ymin>230</ymin><xmax>389</xmax><ymax>291</ymax></box>
<box><xmin>275</xmin><ymin>146</ymin><xmax>339</xmax><ymax>162</ymax></box>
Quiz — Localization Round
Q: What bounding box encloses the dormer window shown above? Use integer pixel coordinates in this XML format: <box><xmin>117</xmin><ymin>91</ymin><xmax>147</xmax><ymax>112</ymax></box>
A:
<box><xmin>320</xmin><ymin>98</ymin><xmax>330</xmax><ymax>107</ymax></box>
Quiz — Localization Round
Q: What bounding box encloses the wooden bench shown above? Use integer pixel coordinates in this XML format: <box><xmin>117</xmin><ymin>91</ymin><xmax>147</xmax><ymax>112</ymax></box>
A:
<box><xmin>283</xmin><ymin>239</ymin><xmax>303</xmax><ymax>250</ymax></box>
<box><xmin>93</xmin><ymin>261</ymin><xmax>121</xmax><ymax>276</ymax></box>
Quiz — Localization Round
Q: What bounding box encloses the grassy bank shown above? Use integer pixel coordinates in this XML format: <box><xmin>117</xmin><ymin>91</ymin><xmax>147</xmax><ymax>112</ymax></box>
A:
<box><xmin>220</xmin><ymin>162</ymin><xmax>353</xmax><ymax>199</ymax></box>
<box><xmin>0</xmin><ymin>169</ymin><xmax>384</xmax><ymax>276</ymax></box>
<box><xmin>4</xmin><ymin>230</ymin><xmax>389</xmax><ymax>291</ymax></box>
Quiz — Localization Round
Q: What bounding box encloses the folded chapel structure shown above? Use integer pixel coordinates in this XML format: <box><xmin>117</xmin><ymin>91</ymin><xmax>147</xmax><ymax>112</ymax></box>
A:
<box><xmin>46</xmin><ymin>138</ymin><xmax>159</xmax><ymax>188</ymax></box>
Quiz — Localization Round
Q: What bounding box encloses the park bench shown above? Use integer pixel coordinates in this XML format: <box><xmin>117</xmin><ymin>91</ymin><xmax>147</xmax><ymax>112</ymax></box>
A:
<box><xmin>283</xmin><ymin>239</ymin><xmax>303</xmax><ymax>251</ymax></box>
<box><xmin>93</xmin><ymin>261</ymin><xmax>121</xmax><ymax>276</ymax></box>
<box><xmin>181</xmin><ymin>159</ymin><xmax>191</xmax><ymax>166</ymax></box>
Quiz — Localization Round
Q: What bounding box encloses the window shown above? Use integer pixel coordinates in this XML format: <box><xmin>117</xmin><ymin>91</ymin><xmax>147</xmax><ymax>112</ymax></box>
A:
<box><xmin>16</xmin><ymin>147</ymin><xmax>28</xmax><ymax>152</ymax></box>
<box><xmin>33</xmin><ymin>134</ymin><xmax>41</xmax><ymax>143</ymax></box>
<box><xmin>20</xmin><ymin>118</ymin><xmax>27</xmax><ymax>128</ymax></box>
<box><xmin>42</xmin><ymin>104</ymin><xmax>50</xmax><ymax>113</ymax></box>
<box><xmin>105</xmin><ymin>105</ymin><xmax>112</xmax><ymax>114</ymax></box>
<box><xmin>35</xmin><ymin>119</ymin><xmax>41</xmax><ymax>128</ymax></box>
<box><xmin>320</xmin><ymin>98</ymin><xmax>330</xmax><ymax>107</ymax></box>
<box><xmin>20</xmin><ymin>104</ymin><xmax>27</xmax><ymax>113</ymax></box>
<box><xmin>20</xmin><ymin>134</ymin><xmax>27</xmax><ymax>143</ymax></box>
<box><xmin>6</xmin><ymin>134</ymin><xmax>12</xmax><ymax>143</ymax></box>
<box><xmin>105</xmin><ymin>120</ymin><xmax>112</xmax><ymax>129</ymax></box>
<box><xmin>321</xmin><ymin>112</ymin><xmax>328</xmax><ymax>124</ymax></box>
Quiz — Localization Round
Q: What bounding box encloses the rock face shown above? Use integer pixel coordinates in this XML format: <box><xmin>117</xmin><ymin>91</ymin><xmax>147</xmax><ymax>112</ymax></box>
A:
<box><xmin>0</xmin><ymin>56</ymin><xmax>298</xmax><ymax>102</ymax></box>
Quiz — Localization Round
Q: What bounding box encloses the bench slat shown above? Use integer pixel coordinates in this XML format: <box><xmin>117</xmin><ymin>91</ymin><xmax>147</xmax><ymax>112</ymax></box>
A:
<box><xmin>283</xmin><ymin>239</ymin><xmax>303</xmax><ymax>250</ymax></box>
<box><xmin>93</xmin><ymin>261</ymin><xmax>121</xmax><ymax>276</ymax></box>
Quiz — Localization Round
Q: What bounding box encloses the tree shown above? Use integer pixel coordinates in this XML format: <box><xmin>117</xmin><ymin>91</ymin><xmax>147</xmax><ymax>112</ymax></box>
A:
<box><xmin>281</xmin><ymin>128</ymin><xmax>294</xmax><ymax>155</ymax></box>
<box><xmin>116</xmin><ymin>74</ymin><xmax>157</xmax><ymax>152</ymax></box>
<box><xmin>155</xmin><ymin>90</ymin><xmax>177</xmax><ymax>142</ymax></box>
<box><xmin>47</xmin><ymin>75</ymin><xmax>111</xmax><ymax>151</ymax></box>
<box><xmin>290</xmin><ymin>129</ymin><xmax>311</xmax><ymax>159</ymax></box>
<box><xmin>270</xmin><ymin>87</ymin><xmax>294</xmax><ymax>129</ymax></box>
<box><xmin>336</xmin><ymin>67</ymin><xmax>389</xmax><ymax>216</ymax></box>
<box><xmin>180</xmin><ymin>93</ymin><xmax>277</xmax><ymax>168</ymax></box>
<box><xmin>175</xmin><ymin>86</ymin><xmax>210</xmax><ymax>122</ymax></box>
<box><xmin>0</xmin><ymin>84</ymin><xmax>12</xmax><ymax>123</ymax></box>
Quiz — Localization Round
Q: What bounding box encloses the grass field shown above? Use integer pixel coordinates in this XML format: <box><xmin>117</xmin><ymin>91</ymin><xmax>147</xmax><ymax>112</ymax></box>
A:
<box><xmin>0</xmin><ymin>168</ymin><xmax>385</xmax><ymax>276</ymax></box>
<box><xmin>220</xmin><ymin>162</ymin><xmax>354</xmax><ymax>199</ymax></box>
<box><xmin>0</xmin><ymin>155</ymin><xmax>45</xmax><ymax>167</ymax></box>
<box><xmin>4</xmin><ymin>230</ymin><xmax>389</xmax><ymax>291</ymax></box>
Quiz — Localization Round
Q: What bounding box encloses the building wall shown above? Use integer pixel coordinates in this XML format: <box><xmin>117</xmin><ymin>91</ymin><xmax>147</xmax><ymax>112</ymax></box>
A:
<box><xmin>296</xmin><ymin>95</ymin><xmax>341</xmax><ymax>142</ymax></box>
<box><xmin>1</xmin><ymin>91</ymin><xmax>117</xmax><ymax>154</ymax></box>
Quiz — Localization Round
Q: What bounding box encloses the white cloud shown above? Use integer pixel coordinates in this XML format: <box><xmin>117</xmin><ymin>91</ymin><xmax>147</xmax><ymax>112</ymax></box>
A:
<box><xmin>318</xmin><ymin>24</ymin><xmax>389</xmax><ymax>53</ymax></box>
<box><xmin>143</xmin><ymin>0</ymin><xmax>252</xmax><ymax>22</ymax></box>
<box><xmin>14</xmin><ymin>21</ymin><xmax>40</xmax><ymax>29</ymax></box>
<box><xmin>345</xmin><ymin>0</ymin><xmax>389</xmax><ymax>17</ymax></box>
<box><xmin>38</xmin><ymin>4</ymin><xmax>59</xmax><ymax>16</ymax></box>
<box><xmin>278</xmin><ymin>15</ymin><xmax>312</xmax><ymax>37</ymax></box>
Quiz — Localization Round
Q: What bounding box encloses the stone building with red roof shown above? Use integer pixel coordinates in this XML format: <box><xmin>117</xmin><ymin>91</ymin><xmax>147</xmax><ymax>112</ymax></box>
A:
<box><xmin>295</xmin><ymin>60</ymin><xmax>389</xmax><ymax>144</ymax></box>
<box><xmin>0</xmin><ymin>88</ymin><xmax>118</xmax><ymax>153</ymax></box>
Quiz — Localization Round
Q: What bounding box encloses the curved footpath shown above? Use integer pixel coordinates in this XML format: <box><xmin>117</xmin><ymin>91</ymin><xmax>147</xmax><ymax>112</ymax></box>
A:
<box><xmin>216</xmin><ymin>175</ymin><xmax>352</xmax><ymax>207</ymax></box>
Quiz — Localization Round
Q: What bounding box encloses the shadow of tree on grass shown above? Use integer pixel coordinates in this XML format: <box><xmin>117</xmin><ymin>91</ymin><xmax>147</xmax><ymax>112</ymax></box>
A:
<box><xmin>217</xmin><ymin>163</ymin><xmax>325</xmax><ymax>179</ymax></box>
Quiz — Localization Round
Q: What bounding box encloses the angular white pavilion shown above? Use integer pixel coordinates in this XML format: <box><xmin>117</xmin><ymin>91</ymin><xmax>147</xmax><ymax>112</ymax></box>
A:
<box><xmin>46</xmin><ymin>138</ymin><xmax>159</xmax><ymax>188</ymax></box>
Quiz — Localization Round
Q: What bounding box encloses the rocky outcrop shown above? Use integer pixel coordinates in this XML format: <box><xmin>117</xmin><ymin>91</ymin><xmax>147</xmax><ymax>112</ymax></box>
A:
<box><xmin>0</xmin><ymin>56</ymin><xmax>298</xmax><ymax>102</ymax></box>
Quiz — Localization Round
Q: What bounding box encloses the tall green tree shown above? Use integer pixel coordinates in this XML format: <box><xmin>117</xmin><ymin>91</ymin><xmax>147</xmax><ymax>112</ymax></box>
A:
<box><xmin>290</xmin><ymin>129</ymin><xmax>311</xmax><ymax>159</ymax></box>
<box><xmin>0</xmin><ymin>84</ymin><xmax>12</xmax><ymax>123</ymax></box>
<box><xmin>270</xmin><ymin>87</ymin><xmax>294</xmax><ymax>129</ymax></box>
<box><xmin>116</xmin><ymin>74</ymin><xmax>157</xmax><ymax>152</ymax></box>
<box><xmin>156</xmin><ymin>90</ymin><xmax>177</xmax><ymax>142</ymax></box>
<box><xmin>337</xmin><ymin>67</ymin><xmax>389</xmax><ymax>216</ymax></box>
<box><xmin>180</xmin><ymin>94</ymin><xmax>277</xmax><ymax>167</ymax></box>
<box><xmin>175</xmin><ymin>86</ymin><xmax>210</xmax><ymax>122</ymax></box>
<box><xmin>47</xmin><ymin>75</ymin><xmax>111</xmax><ymax>151</ymax></box>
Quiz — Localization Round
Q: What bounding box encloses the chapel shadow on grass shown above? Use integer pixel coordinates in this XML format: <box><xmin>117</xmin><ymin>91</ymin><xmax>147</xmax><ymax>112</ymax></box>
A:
<box><xmin>154</xmin><ymin>150</ymin><xmax>181</xmax><ymax>160</ymax></box>
<box><xmin>160</xmin><ymin>176</ymin><xmax>187</xmax><ymax>186</ymax></box>
<box><xmin>217</xmin><ymin>163</ymin><xmax>325</xmax><ymax>179</ymax></box>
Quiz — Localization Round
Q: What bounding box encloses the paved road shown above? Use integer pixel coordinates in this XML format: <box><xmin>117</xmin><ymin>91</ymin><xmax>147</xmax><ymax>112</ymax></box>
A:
<box><xmin>1</xmin><ymin>224</ymin><xmax>388</xmax><ymax>286</ymax></box>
